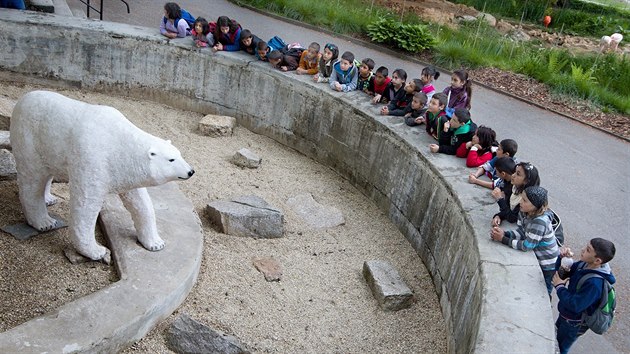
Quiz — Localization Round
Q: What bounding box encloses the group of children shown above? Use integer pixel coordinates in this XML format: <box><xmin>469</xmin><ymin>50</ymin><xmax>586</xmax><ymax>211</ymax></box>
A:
<box><xmin>160</xmin><ymin>3</ymin><xmax>617</xmax><ymax>353</ymax></box>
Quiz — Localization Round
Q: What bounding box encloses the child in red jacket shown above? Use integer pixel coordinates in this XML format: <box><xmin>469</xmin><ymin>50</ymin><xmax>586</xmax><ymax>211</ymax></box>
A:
<box><xmin>460</xmin><ymin>125</ymin><xmax>497</xmax><ymax>167</ymax></box>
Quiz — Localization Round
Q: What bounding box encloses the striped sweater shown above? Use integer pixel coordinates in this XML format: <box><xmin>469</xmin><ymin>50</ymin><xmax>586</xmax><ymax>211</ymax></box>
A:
<box><xmin>502</xmin><ymin>212</ymin><xmax>559</xmax><ymax>271</ymax></box>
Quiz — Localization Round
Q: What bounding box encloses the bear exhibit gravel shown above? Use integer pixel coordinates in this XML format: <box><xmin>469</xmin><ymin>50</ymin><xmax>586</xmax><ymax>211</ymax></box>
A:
<box><xmin>0</xmin><ymin>82</ymin><xmax>446</xmax><ymax>353</ymax></box>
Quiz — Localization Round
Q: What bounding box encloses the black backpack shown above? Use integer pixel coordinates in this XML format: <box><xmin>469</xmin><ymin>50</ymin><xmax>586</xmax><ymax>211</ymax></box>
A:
<box><xmin>577</xmin><ymin>272</ymin><xmax>616</xmax><ymax>335</ymax></box>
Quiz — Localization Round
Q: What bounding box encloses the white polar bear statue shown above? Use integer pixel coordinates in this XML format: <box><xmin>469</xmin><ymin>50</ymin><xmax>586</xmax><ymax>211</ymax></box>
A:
<box><xmin>10</xmin><ymin>90</ymin><xmax>195</xmax><ymax>261</ymax></box>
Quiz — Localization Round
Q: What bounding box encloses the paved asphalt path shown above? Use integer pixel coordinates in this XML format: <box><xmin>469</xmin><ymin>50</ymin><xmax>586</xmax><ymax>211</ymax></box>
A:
<box><xmin>64</xmin><ymin>0</ymin><xmax>630</xmax><ymax>352</ymax></box>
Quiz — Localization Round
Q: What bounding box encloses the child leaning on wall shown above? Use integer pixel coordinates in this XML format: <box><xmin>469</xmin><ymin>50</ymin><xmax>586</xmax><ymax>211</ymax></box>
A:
<box><xmin>382</xmin><ymin>78</ymin><xmax>421</xmax><ymax>116</ymax></box>
<box><xmin>356</xmin><ymin>58</ymin><xmax>375</xmax><ymax>92</ymax></box>
<box><xmin>160</xmin><ymin>2</ymin><xmax>191</xmax><ymax>39</ymax></box>
<box><xmin>491</xmin><ymin>186</ymin><xmax>560</xmax><ymax>296</ymax></box>
<box><xmin>490</xmin><ymin>157</ymin><xmax>517</xmax><ymax>209</ymax></box>
<box><xmin>366</xmin><ymin>66</ymin><xmax>391</xmax><ymax>99</ymax></box>
<box><xmin>313</xmin><ymin>43</ymin><xmax>339</xmax><ymax>83</ymax></box>
<box><xmin>191</xmin><ymin>17</ymin><xmax>214</xmax><ymax>48</ymax></box>
<box><xmin>424</xmin><ymin>92</ymin><xmax>448</xmax><ymax>139</ymax></box>
<box><xmin>404</xmin><ymin>92</ymin><xmax>428</xmax><ymax>126</ymax></box>
<box><xmin>428</xmin><ymin>108</ymin><xmax>476</xmax><ymax>155</ymax></box>
<box><xmin>211</xmin><ymin>16</ymin><xmax>242</xmax><ymax>52</ymax></box>
<box><xmin>460</xmin><ymin>126</ymin><xmax>497</xmax><ymax>167</ymax></box>
<box><xmin>468</xmin><ymin>139</ymin><xmax>518</xmax><ymax>190</ymax></box>
<box><xmin>296</xmin><ymin>42</ymin><xmax>321</xmax><ymax>75</ymax></box>
<box><xmin>240</xmin><ymin>29</ymin><xmax>262</xmax><ymax>54</ymax></box>
<box><xmin>373</xmin><ymin>68</ymin><xmax>406</xmax><ymax>105</ymax></box>
<box><xmin>329</xmin><ymin>51</ymin><xmax>359</xmax><ymax>92</ymax></box>
<box><xmin>493</xmin><ymin>162</ymin><xmax>540</xmax><ymax>225</ymax></box>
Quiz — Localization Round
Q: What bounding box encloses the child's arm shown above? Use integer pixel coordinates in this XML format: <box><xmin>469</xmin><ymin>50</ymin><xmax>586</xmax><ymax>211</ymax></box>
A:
<box><xmin>222</xmin><ymin>28</ymin><xmax>242</xmax><ymax>51</ymax></box>
<box><xmin>160</xmin><ymin>18</ymin><xmax>172</xmax><ymax>37</ymax></box>
<box><xmin>340</xmin><ymin>69</ymin><xmax>359</xmax><ymax>92</ymax></box>
<box><xmin>466</xmin><ymin>149</ymin><xmax>492</xmax><ymax>168</ymax></box>
<box><xmin>455</xmin><ymin>139</ymin><xmax>469</xmax><ymax>158</ymax></box>
<box><xmin>176</xmin><ymin>19</ymin><xmax>189</xmax><ymax>38</ymax></box>
<box><xmin>329</xmin><ymin>70</ymin><xmax>339</xmax><ymax>90</ymax></box>
<box><xmin>503</xmin><ymin>216</ymin><xmax>549</xmax><ymax>251</ymax></box>
<box><xmin>555</xmin><ymin>277</ymin><xmax>603</xmax><ymax>313</ymax></box>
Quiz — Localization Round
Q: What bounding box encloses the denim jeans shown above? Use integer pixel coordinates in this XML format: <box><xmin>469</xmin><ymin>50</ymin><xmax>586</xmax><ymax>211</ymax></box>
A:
<box><xmin>542</xmin><ymin>269</ymin><xmax>555</xmax><ymax>295</ymax></box>
<box><xmin>556</xmin><ymin>315</ymin><xmax>589</xmax><ymax>354</ymax></box>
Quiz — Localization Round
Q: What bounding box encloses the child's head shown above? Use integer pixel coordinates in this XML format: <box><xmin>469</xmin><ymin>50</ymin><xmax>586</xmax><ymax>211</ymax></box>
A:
<box><xmin>268</xmin><ymin>50</ymin><xmax>283</xmax><ymax>67</ymax></box>
<box><xmin>428</xmin><ymin>92</ymin><xmax>447</xmax><ymax>113</ymax></box>
<box><xmin>449</xmin><ymin>108</ymin><xmax>470</xmax><ymax>129</ymax></box>
<box><xmin>339</xmin><ymin>51</ymin><xmax>355</xmax><ymax>71</ymax></box>
<box><xmin>473</xmin><ymin>126</ymin><xmax>496</xmax><ymax>150</ymax></box>
<box><xmin>359</xmin><ymin>58</ymin><xmax>375</xmax><ymax>77</ymax></box>
<box><xmin>374</xmin><ymin>66</ymin><xmax>389</xmax><ymax>85</ymax></box>
<box><xmin>391</xmin><ymin>69</ymin><xmax>407</xmax><ymax>88</ymax></box>
<box><xmin>494</xmin><ymin>157</ymin><xmax>516</xmax><ymax>181</ymax></box>
<box><xmin>521</xmin><ymin>186</ymin><xmax>548</xmax><ymax>216</ymax></box>
<box><xmin>240</xmin><ymin>29</ymin><xmax>253</xmax><ymax>46</ymax></box>
<box><xmin>193</xmin><ymin>17</ymin><xmax>209</xmax><ymax>35</ymax></box>
<box><xmin>216</xmin><ymin>16</ymin><xmax>234</xmax><ymax>35</ymax></box>
<box><xmin>497</xmin><ymin>139</ymin><xmax>518</xmax><ymax>158</ymax></box>
<box><xmin>411</xmin><ymin>92</ymin><xmax>428</xmax><ymax>110</ymax></box>
<box><xmin>305</xmin><ymin>42</ymin><xmax>321</xmax><ymax>59</ymax></box>
<box><xmin>164</xmin><ymin>2</ymin><xmax>181</xmax><ymax>20</ymax></box>
<box><xmin>512</xmin><ymin>162</ymin><xmax>540</xmax><ymax>193</ymax></box>
<box><xmin>452</xmin><ymin>69</ymin><xmax>472</xmax><ymax>109</ymax></box>
<box><xmin>322</xmin><ymin>43</ymin><xmax>339</xmax><ymax>62</ymax></box>
<box><xmin>584</xmin><ymin>238</ymin><xmax>616</xmax><ymax>265</ymax></box>
<box><xmin>256</xmin><ymin>41</ymin><xmax>269</xmax><ymax>59</ymax></box>
<box><xmin>405</xmin><ymin>78</ymin><xmax>423</xmax><ymax>94</ymax></box>
<box><xmin>421</xmin><ymin>66</ymin><xmax>440</xmax><ymax>85</ymax></box>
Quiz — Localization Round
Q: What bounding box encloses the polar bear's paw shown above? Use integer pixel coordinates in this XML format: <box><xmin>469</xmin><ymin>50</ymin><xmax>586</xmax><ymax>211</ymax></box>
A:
<box><xmin>140</xmin><ymin>236</ymin><xmax>165</xmax><ymax>252</ymax></box>
<box><xmin>77</xmin><ymin>244</ymin><xmax>109</xmax><ymax>262</ymax></box>
<box><xmin>45</xmin><ymin>194</ymin><xmax>58</xmax><ymax>206</ymax></box>
<box><xmin>30</xmin><ymin>215</ymin><xmax>58</xmax><ymax>232</ymax></box>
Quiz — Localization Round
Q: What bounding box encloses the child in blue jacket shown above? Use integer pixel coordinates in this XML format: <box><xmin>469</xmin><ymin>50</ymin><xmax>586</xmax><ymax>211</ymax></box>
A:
<box><xmin>553</xmin><ymin>238</ymin><xmax>616</xmax><ymax>354</ymax></box>
<box><xmin>330</xmin><ymin>51</ymin><xmax>358</xmax><ymax>92</ymax></box>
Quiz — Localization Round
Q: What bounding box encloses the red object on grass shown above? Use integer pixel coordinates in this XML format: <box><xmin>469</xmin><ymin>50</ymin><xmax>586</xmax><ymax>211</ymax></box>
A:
<box><xmin>543</xmin><ymin>15</ymin><xmax>552</xmax><ymax>28</ymax></box>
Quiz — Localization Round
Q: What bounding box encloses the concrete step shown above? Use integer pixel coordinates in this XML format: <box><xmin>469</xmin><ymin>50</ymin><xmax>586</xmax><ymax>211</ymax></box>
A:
<box><xmin>26</xmin><ymin>0</ymin><xmax>54</xmax><ymax>13</ymax></box>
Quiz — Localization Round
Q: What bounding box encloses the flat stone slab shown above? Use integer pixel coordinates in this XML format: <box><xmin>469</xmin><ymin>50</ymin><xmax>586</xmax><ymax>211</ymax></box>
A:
<box><xmin>1</xmin><ymin>214</ymin><xmax>67</xmax><ymax>241</ymax></box>
<box><xmin>363</xmin><ymin>260</ymin><xmax>414</xmax><ymax>311</ymax></box>
<box><xmin>252</xmin><ymin>257</ymin><xmax>282</xmax><ymax>282</ymax></box>
<box><xmin>198</xmin><ymin>114</ymin><xmax>236</xmax><ymax>137</ymax></box>
<box><xmin>286</xmin><ymin>193</ymin><xmax>345</xmax><ymax>229</ymax></box>
<box><xmin>206</xmin><ymin>195</ymin><xmax>284</xmax><ymax>238</ymax></box>
<box><xmin>231</xmin><ymin>148</ymin><xmax>261</xmax><ymax>168</ymax></box>
<box><xmin>0</xmin><ymin>148</ymin><xmax>16</xmax><ymax>180</ymax></box>
<box><xmin>166</xmin><ymin>314</ymin><xmax>251</xmax><ymax>354</ymax></box>
<box><xmin>0</xmin><ymin>131</ymin><xmax>10</xmax><ymax>150</ymax></box>
<box><xmin>0</xmin><ymin>182</ymin><xmax>203</xmax><ymax>353</ymax></box>
<box><xmin>27</xmin><ymin>0</ymin><xmax>54</xmax><ymax>13</ymax></box>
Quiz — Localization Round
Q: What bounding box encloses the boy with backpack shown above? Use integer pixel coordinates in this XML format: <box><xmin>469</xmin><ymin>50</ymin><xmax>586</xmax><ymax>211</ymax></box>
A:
<box><xmin>160</xmin><ymin>2</ymin><xmax>195</xmax><ymax>39</ymax></box>
<box><xmin>553</xmin><ymin>238</ymin><xmax>616</xmax><ymax>354</ymax></box>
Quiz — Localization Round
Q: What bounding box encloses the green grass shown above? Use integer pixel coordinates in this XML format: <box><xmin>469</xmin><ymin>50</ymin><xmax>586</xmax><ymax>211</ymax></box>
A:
<box><xmin>234</xmin><ymin>0</ymin><xmax>630</xmax><ymax>115</ymax></box>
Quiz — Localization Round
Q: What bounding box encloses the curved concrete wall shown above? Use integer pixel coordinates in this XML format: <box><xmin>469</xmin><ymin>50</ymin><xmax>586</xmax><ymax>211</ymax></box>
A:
<box><xmin>0</xmin><ymin>10</ymin><xmax>555</xmax><ymax>353</ymax></box>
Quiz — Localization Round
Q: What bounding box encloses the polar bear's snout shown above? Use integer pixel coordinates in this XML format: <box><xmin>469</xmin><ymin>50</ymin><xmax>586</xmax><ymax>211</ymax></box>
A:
<box><xmin>180</xmin><ymin>169</ymin><xmax>195</xmax><ymax>180</ymax></box>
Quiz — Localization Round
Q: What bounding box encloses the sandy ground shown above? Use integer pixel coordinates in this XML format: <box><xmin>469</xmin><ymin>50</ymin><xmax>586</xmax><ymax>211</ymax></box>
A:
<box><xmin>0</xmin><ymin>82</ymin><xmax>446</xmax><ymax>353</ymax></box>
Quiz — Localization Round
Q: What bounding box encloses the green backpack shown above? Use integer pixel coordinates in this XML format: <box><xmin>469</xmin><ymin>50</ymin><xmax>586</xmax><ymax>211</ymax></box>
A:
<box><xmin>577</xmin><ymin>272</ymin><xmax>616</xmax><ymax>335</ymax></box>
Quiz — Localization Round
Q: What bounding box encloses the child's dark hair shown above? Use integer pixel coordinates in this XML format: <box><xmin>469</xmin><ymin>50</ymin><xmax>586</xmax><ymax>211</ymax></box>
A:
<box><xmin>432</xmin><ymin>92</ymin><xmax>448</xmax><ymax>108</ymax></box>
<box><xmin>362</xmin><ymin>58</ymin><xmax>375</xmax><ymax>71</ymax></box>
<box><xmin>240</xmin><ymin>29</ymin><xmax>252</xmax><ymax>40</ymax></box>
<box><xmin>323</xmin><ymin>43</ymin><xmax>339</xmax><ymax>61</ymax></box>
<box><xmin>421</xmin><ymin>65</ymin><xmax>440</xmax><ymax>81</ymax></box>
<box><xmin>409</xmin><ymin>79</ymin><xmax>422</xmax><ymax>92</ymax></box>
<box><xmin>341</xmin><ymin>51</ymin><xmax>355</xmax><ymax>63</ymax></box>
<box><xmin>514</xmin><ymin>162</ymin><xmax>540</xmax><ymax>194</ymax></box>
<box><xmin>164</xmin><ymin>2</ymin><xmax>181</xmax><ymax>20</ymax></box>
<box><xmin>257</xmin><ymin>41</ymin><xmax>268</xmax><ymax>51</ymax></box>
<box><xmin>308</xmin><ymin>42</ymin><xmax>321</xmax><ymax>52</ymax></box>
<box><xmin>453</xmin><ymin>69</ymin><xmax>472</xmax><ymax>109</ymax></box>
<box><xmin>414</xmin><ymin>92</ymin><xmax>428</xmax><ymax>105</ymax></box>
<box><xmin>393</xmin><ymin>68</ymin><xmax>407</xmax><ymax>81</ymax></box>
<box><xmin>500</xmin><ymin>139</ymin><xmax>518</xmax><ymax>157</ymax></box>
<box><xmin>268</xmin><ymin>50</ymin><xmax>282</xmax><ymax>61</ymax></box>
<box><xmin>590</xmin><ymin>238</ymin><xmax>616</xmax><ymax>264</ymax></box>
<box><xmin>475</xmin><ymin>126</ymin><xmax>496</xmax><ymax>152</ymax></box>
<box><xmin>193</xmin><ymin>17</ymin><xmax>209</xmax><ymax>35</ymax></box>
<box><xmin>494</xmin><ymin>157</ymin><xmax>516</xmax><ymax>174</ymax></box>
<box><xmin>375</xmin><ymin>66</ymin><xmax>388</xmax><ymax>77</ymax></box>
<box><xmin>453</xmin><ymin>108</ymin><xmax>470</xmax><ymax>124</ymax></box>
<box><xmin>215</xmin><ymin>16</ymin><xmax>238</xmax><ymax>37</ymax></box>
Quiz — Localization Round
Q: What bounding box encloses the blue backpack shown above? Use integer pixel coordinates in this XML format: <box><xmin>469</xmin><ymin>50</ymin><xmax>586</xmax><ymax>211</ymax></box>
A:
<box><xmin>163</xmin><ymin>8</ymin><xmax>196</xmax><ymax>28</ymax></box>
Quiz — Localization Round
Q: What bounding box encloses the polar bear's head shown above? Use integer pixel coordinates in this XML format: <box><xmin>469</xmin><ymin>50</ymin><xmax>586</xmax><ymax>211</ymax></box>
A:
<box><xmin>147</xmin><ymin>139</ymin><xmax>194</xmax><ymax>185</ymax></box>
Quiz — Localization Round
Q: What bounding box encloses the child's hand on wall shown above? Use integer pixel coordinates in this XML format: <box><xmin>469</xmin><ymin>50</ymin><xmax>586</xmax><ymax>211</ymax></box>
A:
<box><xmin>414</xmin><ymin>117</ymin><xmax>425</xmax><ymax>125</ymax></box>
<box><xmin>380</xmin><ymin>106</ymin><xmax>389</xmax><ymax>115</ymax></box>
<box><xmin>491</xmin><ymin>188</ymin><xmax>504</xmax><ymax>200</ymax></box>
<box><xmin>372</xmin><ymin>94</ymin><xmax>382</xmax><ymax>104</ymax></box>
<box><xmin>491</xmin><ymin>216</ymin><xmax>501</xmax><ymax>227</ymax></box>
<box><xmin>429</xmin><ymin>144</ymin><xmax>439</xmax><ymax>153</ymax></box>
<box><xmin>468</xmin><ymin>174</ymin><xmax>478</xmax><ymax>184</ymax></box>
<box><xmin>490</xmin><ymin>226</ymin><xmax>504</xmax><ymax>241</ymax></box>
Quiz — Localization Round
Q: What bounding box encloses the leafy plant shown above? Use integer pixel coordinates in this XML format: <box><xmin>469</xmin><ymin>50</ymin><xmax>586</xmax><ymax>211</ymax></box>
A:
<box><xmin>366</xmin><ymin>18</ymin><xmax>398</xmax><ymax>44</ymax></box>
<box><xmin>395</xmin><ymin>23</ymin><xmax>437</xmax><ymax>52</ymax></box>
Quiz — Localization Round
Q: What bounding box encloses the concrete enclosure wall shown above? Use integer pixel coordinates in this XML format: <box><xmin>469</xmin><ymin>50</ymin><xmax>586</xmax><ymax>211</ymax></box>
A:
<box><xmin>0</xmin><ymin>10</ymin><xmax>556</xmax><ymax>353</ymax></box>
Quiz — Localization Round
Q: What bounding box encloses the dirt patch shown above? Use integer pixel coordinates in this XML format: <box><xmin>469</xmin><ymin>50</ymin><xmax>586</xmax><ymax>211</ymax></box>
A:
<box><xmin>377</xmin><ymin>0</ymin><xmax>478</xmax><ymax>25</ymax></box>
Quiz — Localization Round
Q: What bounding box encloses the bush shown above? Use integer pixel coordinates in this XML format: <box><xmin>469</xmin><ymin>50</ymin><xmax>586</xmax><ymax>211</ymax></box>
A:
<box><xmin>367</xmin><ymin>18</ymin><xmax>436</xmax><ymax>53</ymax></box>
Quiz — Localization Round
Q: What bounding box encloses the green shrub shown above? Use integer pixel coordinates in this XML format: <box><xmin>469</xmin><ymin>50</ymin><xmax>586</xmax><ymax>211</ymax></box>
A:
<box><xmin>367</xmin><ymin>18</ymin><xmax>436</xmax><ymax>52</ymax></box>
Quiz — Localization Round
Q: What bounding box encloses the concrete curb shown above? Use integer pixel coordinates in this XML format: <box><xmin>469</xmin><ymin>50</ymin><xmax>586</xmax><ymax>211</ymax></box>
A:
<box><xmin>0</xmin><ymin>182</ymin><xmax>203</xmax><ymax>353</ymax></box>
<box><xmin>229</xmin><ymin>0</ymin><xmax>629</xmax><ymax>143</ymax></box>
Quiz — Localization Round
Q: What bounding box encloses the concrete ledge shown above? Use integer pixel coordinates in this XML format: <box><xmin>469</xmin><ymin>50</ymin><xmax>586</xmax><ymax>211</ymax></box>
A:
<box><xmin>0</xmin><ymin>182</ymin><xmax>203</xmax><ymax>353</ymax></box>
<box><xmin>0</xmin><ymin>10</ymin><xmax>555</xmax><ymax>353</ymax></box>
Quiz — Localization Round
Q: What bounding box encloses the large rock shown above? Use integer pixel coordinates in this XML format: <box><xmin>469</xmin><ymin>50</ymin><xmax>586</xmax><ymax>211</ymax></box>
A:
<box><xmin>286</xmin><ymin>193</ymin><xmax>344</xmax><ymax>229</ymax></box>
<box><xmin>0</xmin><ymin>96</ymin><xmax>15</xmax><ymax>130</ymax></box>
<box><xmin>166</xmin><ymin>314</ymin><xmax>251</xmax><ymax>354</ymax></box>
<box><xmin>206</xmin><ymin>195</ymin><xmax>284</xmax><ymax>238</ymax></box>
<box><xmin>0</xmin><ymin>131</ymin><xmax>10</xmax><ymax>150</ymax></box>
<box><xmin>477</xmin><ymin>12</ymin><xmax>497</xmax><ymax>27</ymax></box>
<box><xmin>198</xmin><ymin>114</ymin><xmax>236</xmax><ymax>137</ymax></box>
<box><xmin>231</xmin><ymin>148</ymin><xmax>261</xmax><ymax>168</ymax></box>
<box><xmin>495</xmin><ymin>19</ymin><xmax>515</xmax><ymax>34</ymax></box>
<box><xmin>0</xmin><ymin>148</ymin><xmax>16</xmax><ymax>180</ymax></box>
<box><xmin>363</xmin><ymin>260</ymin><xmax>414</xmax><ymax>311</ymax></box>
